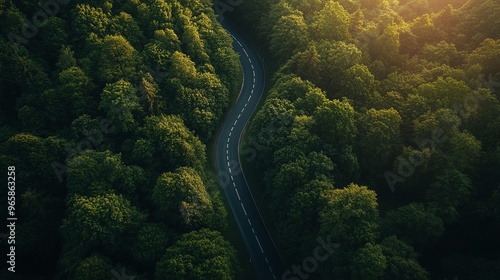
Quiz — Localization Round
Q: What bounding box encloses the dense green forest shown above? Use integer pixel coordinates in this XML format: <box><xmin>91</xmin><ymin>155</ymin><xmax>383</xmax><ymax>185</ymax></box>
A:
<box><xmin>1</xmin><ymin>0</ymin><xmax>499</xmax><ymax>279</ymax></box>
<box><xmin>230</xmin><ymin>0</ymin><xmax>500</xmax><ymax>279</ymax></box>
<box><xmin>0</xmin><ymin>0</ymin><xmax>242</xmax><ymax>279</ymax></box>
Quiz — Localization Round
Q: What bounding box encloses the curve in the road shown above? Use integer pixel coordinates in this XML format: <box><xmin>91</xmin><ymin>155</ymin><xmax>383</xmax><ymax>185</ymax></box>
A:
<box><xmin>215</xmin><ymin>18</ymin><xmax>285</xmax><ymax>280</ymax></box>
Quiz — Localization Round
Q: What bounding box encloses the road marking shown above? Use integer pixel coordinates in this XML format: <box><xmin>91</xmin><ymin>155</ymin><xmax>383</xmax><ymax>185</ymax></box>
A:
<box><xmin>269</xmin><ymin>266</ymin><xmax>273</xmax><ymax>273</ymax></box>
<box><xmin>248</xmin><ymin>96</ymin><xmax>252</xmax><ymax>102</ymax></box>
<box><xmin>248</xmin><ymin>219</ymin><xmax>252</xmax><ymax>226</ymax></box>
<box><xmin>244</xmin><ymin>103</ymin><xmax>247</xmax><ymax>107</ymax></box>
<box><xmin>251</xmin><ymin>89</ymin><xmax>254</xmax><ymax>94</ymax></box>
<box><xmin>255</xmin><ymin>235</ymin><xmax>264</xmax><ymax>253</ymax></box>
<box><xmin>253</xmin><ymin>77</ymin><xmax>256</xmax><ymax>83</ymax></box>
<box><xmin>235</xmin><ymin>188</ymin><xmax>241</xmax><ymax>200</ymax></box>
<box><xmin>241</xmin><ymin>203</ymin><xmax>247</xmax><ymax>215</ymax></box>
<box><xmin>231</xmin><ymin>176</ymin><xmax>234</xmax><ymax>181</ymax></box>
<box><xmin>232</xmin><ymin>181</ymin><xmax>236</xmax><ymax>187</ymax></box>
<box><xmin>243</xmin><ymin>48</ymin><xmax>249</xmax><ymax>57</ymax></box>
<box><xmin>273</xmin><ymin>274</ymin><xmax>276</xmax><ymax>280</ymax></box>
<box><xmin>231</xmin><ymin>126</ymin><xmax>234</xmax><ymax>132</ymax></box>
<box><xmin>251</xmin><ymin>64</ymin><xmax>254</xmax><ymax>69</ymax></box>
<box><xmin>226</xmin><ymin>155</ymin><xmax>229</xmax><ymax>161</ymax></box>
<box><xmin>265</xmin><ymin>258</ymin><xmax>269</xmax><ymax>264</ymax></box>
<box><xmin>229</xmin><ymin>168</ymin><xmax>232</xmax><ymax>173</ymax></box>
<box><xmin>234</xmin><ymin>120</ymin><xmax>238</xmax><ymax>126</ymax></box>
<box><xmin>253</xmin><ymin>70</ymin><xmax>255</xmax><ymax>77</ymax></box>
<box><xmin>238</xmin><ymin>113</ymin><xmax>241</xmax><ymax>118</ymax></box>
<box><xmin>229</xmin><ymin>132</ymin><xmax>232</xmax><ymax>137</ymax></box>
<box><xmin>252</xmin><ymin>84</ymin><xmax>255</xmax><ymax>89</ymax></box>
<box><xmin>227</xmin><ymin>162</ymin><xmax>230</xmax><ymax>167</ymax></box>
<box><xmin>241</xmin><ymin>107</ymin><xmax>245</xmax><ymax>113</ymax></box>
<box><xmin>226</xmin><ymin>149</ymin><xmax>228</xmax><ymax>155</ymax></box>
<box><xmin>249</xmin><ymin>58</ymin><xmax>252</xmax><ymax>63</ymax></box>
<box><xmin>227</xmin><ymin>137</ymin><xmax>230</xmax><ymax>143</ymax></box>
<box><xmin>226</xmin><ymin>143</ymin><xmax>229</xmax><ymax>149</ymax></box>
<box><xmin>252</xmin><ymin>228</ymin><xmax>255</xmax><ymax>233</ymax></box>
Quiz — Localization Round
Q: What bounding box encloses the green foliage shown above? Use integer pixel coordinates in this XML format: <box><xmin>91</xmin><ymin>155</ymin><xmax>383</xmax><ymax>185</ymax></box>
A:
<box><xmin>135</xmin><ymin>115</ymin><xmax>206</xmax><ymax>171</ymax></box>
<box><xmin>352</xmin><ymin>243</ymin><xmax>387</xmax><ymax>280</ymax></box>
<box><xmin>320</xmin><ymin>184</ymin><xmax>380</xmax><ymax>247</ymax></box>
<box><xmin>0</xmin><ymin>0</ymin><xmax>240</xmax><ymax>279</ymax></box>
<box><xmin>73</xmin><ymin>4</ymin><xmax>110</xmax><ymax>41</ymax></box>
<box><xmin>311</xmin><ymin>0</ymin><xmax>351</xmax><ymax>41</ymax></box>
<box><xmin>239</xmin><ymin>0</ymin><xmax>500</xmax><ymax>278</ymax></box>
<box><xmin>67</xmin><ymin>150</ymin><xmax>143</xmax><ymax>197</ymax></box>
<box><xmin>94</xmin><ymin>35</ymin><xmax>139</xmax><ymax>83</ymax></box>
<box><xmin>74</xmin><ymin>255</ymin><xmax>113</xmax><ymax>280</ymax></box>
<box><xmin>99</xmin><ymin>79</ymin><xmax>142</xmax><ymax>133</ymax></box>
<box><xmin>133</xmin><ymin>223</ymin><xmax>170</xmax><ymax>264</ymax></box>
<box><xmin>382</xmin><ymin>203</ymin><xmax>444</xmax><ymax>248</ymax></box>
<box><xmin>62</xmin><ymin>193</ymin><xmax>145</xmax><ymax>248</ymax></box>
<box><xmin>155</xmin><ymin>228</ymin><xmax>238</xmax><ymax>280</ymax></box>
<box><xmin>357</xmin><ymin>108</ymin><xmax>402</xmax><ymax>177</ymax></box>
<box><xmin>152</xmin><ymin>167</ymin><xmax>214</xmax><ymax>228</ymax></box>
<box><xmin>269</xmin><ymin>13</ymin><xmax>309</xmax><ymax>63</ymax></box>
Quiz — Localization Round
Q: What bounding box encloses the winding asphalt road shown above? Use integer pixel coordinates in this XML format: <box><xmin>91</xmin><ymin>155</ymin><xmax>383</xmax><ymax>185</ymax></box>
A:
<box><xmin>215</xmin><ymin>18</ymin><xmax>285</xmax><ymax>280</ymax></box>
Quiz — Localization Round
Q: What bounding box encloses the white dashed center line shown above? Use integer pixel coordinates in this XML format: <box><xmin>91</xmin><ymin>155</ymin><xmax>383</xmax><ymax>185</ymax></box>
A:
<box><xmin>255</xmin><ymin>235</ymin><xmax>264</xmax><ymax>253</ymax></box>
<box><xmin>241</xmin><ymin>203</ymin><xmax>247</xmax><ymax>215</ymax></box>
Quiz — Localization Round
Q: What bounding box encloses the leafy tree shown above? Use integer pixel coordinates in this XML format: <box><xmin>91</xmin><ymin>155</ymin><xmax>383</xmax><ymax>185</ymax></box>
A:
<box><xmin>181</xmin><ymin>23</ymin><xmax>209</xmax><ymax>64</ymax></box>
<box><xmin>109</xmin><ymin>11</ymin><xmax>145</xmax><ymax>49</ymax></box>
<box><xmin>41</xmin><ymin>66</ymin><xmax>96</xmax><ymax>128</ymax></box>
<box><xmin>371</xmin><ymin>23</ymin><xmax>400</xmax><ymax>66</ymax></box>
<box><xmin>137</xmin><ymin>0</ymin><xmax>173</xmax><ymax>37</ymax></box>
<box><xmin>99</xmin><ymin>79</ymin><xmax>142</xmax><ymax>133</ymax></box>
<box><xmin>320</xmin><ymin>184</ymin><xmax>379</xmax><ymax>247</ymax></box>
<box><xmin>258</xmin><ymin>1</ymin><xmax>300</xmax><ymax>41</ymax></box>
<box><xmin>312</xmin><ymin>99</ymin><xmax>358</xmax><ymax>182</ymax></box>
<box><xmin>133</xmin><ymin>223</ymin><xmax>170</xmax><ymax>264</ymax></box>
<box><xmin>352</xmin><ymin>243</ymin><xmax>387</xmax><ymax>280</ymax></box>
<box><xmin>422</xmin><ymin>41</ymin><xmax>463</xmax><ymax>66</ymax></box>
<box><xmin>95</xmin><ymin>35</ymin><xmax>139</xmax><ymax>83</ymax></box>
<box><xmin>56</xmin><ymin>46</ymin><xmax>77</xmax><ymax>71</ymax></box>
<box><xmin>311</xmin><ymin>0</ymin><xmax>351</xmax><ymax>41</ymax></box>
<box><xmin>269</xmin><ymin>13</ymin><xmax>309</xmax><ymax>63</ymax></box>
<box><xmin>134</xmin><ymin>115</ymin><xmax>206</xmax><ymax>171</ymax></box>
<box><xmin>316</xmin><ymin>41</ymin><xmax>363</xmax><ymax>95</ymax></box>
<box><xmin>155</xmin><ymin>228</ymin><xmax>238</xmax><ymax>280</ymax></box>
<box><xmin>357</xmin><ymin>108</ymin><xmax>402</xmax><ymax>178</ymax></box>
<box><xmin>340</xmin><ymin>64</ymin><xmax>376</xmax><ymax>108</ymax></box>
<box><xmin>72</xmin><ymin>4</ymin><xmax>109</xmax><ymax>41</ymax></box>
<box><xmin>380</xmin><ymin>236</ymin><xmax>430</xmax><ymax>280</ymax></box>
<box><xmin>61</xmin><ymin>193</ymin><xmax>145</xmax><ymax>248</ymax></box>
<box><xmin>37</xmin><ymin>17</ymin><xmax>69</xmax><ymax>64</ymax></box>
<box><xmin>426</xmin><ymin>169</ymin><xmax>472</xmax><ymax>225</ymax></box>
<box><xmin>67</xmin><ymin>150</ymin><xmax>142</xmax><ymax>197</ymax></box>
<box><xmin>382</xmin><ymin>203</ymin><xmax>444</xmax><ymax>249</ymax></box>
<box><xmin>284</xmin><ymin>44</ymin><xmax>322</xmax><ymax>86</ymax></box>
<box><xmin>248</xmin><ymin>97</ymin><xmax>296</xmax><ymax>171</ymax></box>
<box><xmin>466</xmin><ymin>38</ymin><xmax>500</xmax><ymax>76</ymax></box>
<box><xmin>152</xmin><ymin>167</ymin><xmax>213</xmax><ymax>228</ymax></box>
<box><xmin>139</xmin><ymin>72</ymin><xmax>164</xmax><ymax>115</ymax></box>
<box><xmin>74</xmin><ymin>255</ymin><xmax>113</xmax><ymax>280</ymax></box>
<box><xmin>313</xmin><ymin>99</ymin><xmax>357</xmax><ymax>150</ymax></box>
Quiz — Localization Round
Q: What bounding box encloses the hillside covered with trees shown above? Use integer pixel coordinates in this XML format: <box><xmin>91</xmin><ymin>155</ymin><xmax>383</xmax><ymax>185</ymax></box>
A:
<box><xmin>232</xmin><ymin>0</ymin><xmax>500</xmax><ymax>279</ymax></box>
<box><xmin>0</xmin><ymin>0</ymin><xmax>242</xmax><ymax>279</ymax></box>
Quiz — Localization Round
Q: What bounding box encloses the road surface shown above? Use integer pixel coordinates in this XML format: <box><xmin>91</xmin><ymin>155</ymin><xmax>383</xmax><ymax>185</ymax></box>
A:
<box><xmin>215</xmin><ymin>18</ymin><xmax>285</xmax><ymax>280</ymax></box>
